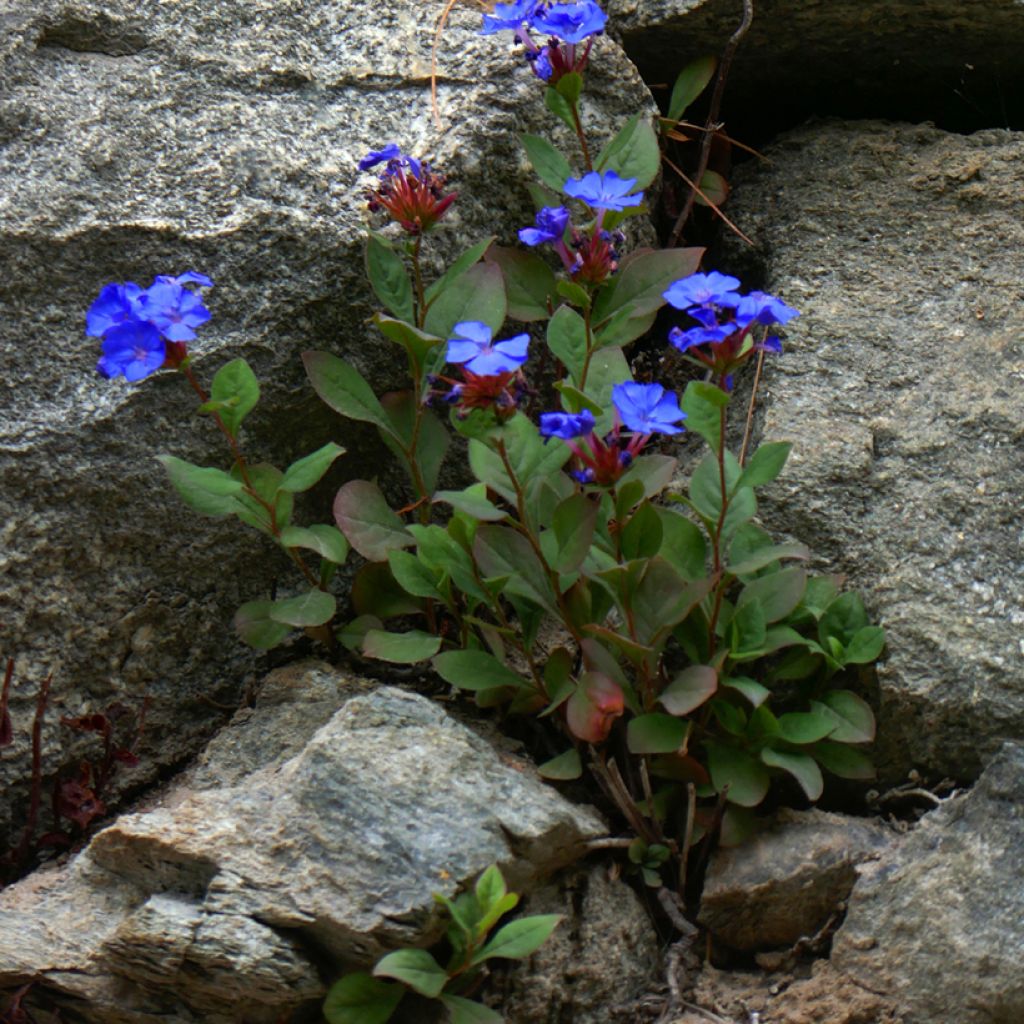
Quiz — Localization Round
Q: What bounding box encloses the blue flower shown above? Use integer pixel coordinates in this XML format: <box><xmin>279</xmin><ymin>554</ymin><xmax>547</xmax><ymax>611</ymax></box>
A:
<box><xmin>446</xmin><ymin>321</ymin><xmax>530</xmax><ymax>375</ymax></box>
<box><xmin>539</xmin><ymin>409</ymin><xmax>595</xmax><ymax>439</ymax></box>
<box><xmin>138</xmin><ymin>281</ymin><xmax>212</xmax><ymax>342</ymax></box>
<box><xmin>481</xmin><ymin>0</ymin><xmax>538</xmax><ymax>34</ymax></box>
<box><xmin>564</xmin><ymin>170</ymin><xmax>643</xmax><ymax>211</ymax></box>
<box><xmin>663</xmin><ymin>271</ymin><xmax>743</xmax><ymax>313</ymax></box>
<box><xmin>611</xmin><ymin>382</ymin><xmax>686</xmax><ymax>435</ymax></box>
<box><xmin>530</xmin><ymin>1</ymin><xmax>607</xmax><ymax>43</ymax></box>
<box><xmin>358</xmin><ymin>144</ymin><xmax>422</xmax><ymax>179</ymax></box>
<box><xmin>153</xmin><ymin>270</ymin><xmax>214</xmax><ymax>288</ymax></box>
<box><xmin>527</xmin><ymin>45</ymin><xmax>554</xmax><ymax>81</ymax></box>
<box><xmin>734</xmin><ymin>290</ymin><xmax>800</xmax><ymax>328</ymax></box>
<box><xmin>668</xmin><ymin>322</ymin><xmax>736</xmax><ymax>353</ymax></box>
<box><xmin>519</xmin><ymin>205</ymin><xmax>570</xmax><ymax>246</ymax></box>
<box><xmin>95</xmin><ymin>321</ymin><xmax>166</xmax><ymax>382</ymax></box>
<box><xmin>85</xmin><ymin>282</ymin><xmax>145</xmax><ymax>338</ymax></box>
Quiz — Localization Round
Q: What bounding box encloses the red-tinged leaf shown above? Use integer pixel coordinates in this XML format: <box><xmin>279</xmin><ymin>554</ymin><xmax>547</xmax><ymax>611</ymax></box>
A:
<box><xmin>566</xmin><ymin>671</ymin><xmax>624</xmax><ymax>743</ymax></box>
<box><xmin>333</xmin><ymin>479</ymin><xmax>412</xmax><ymax>561</ymax></box>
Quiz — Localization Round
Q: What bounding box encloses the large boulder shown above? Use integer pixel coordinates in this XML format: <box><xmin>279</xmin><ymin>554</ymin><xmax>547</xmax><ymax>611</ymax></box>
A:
<box><xmin>715</xmin><ymin>119</ymin><xmax>1024</xmax><ymax>781</ymax></box>
<box><xmin>832</xmin><ymin>742</ymin><xmax>1024</xmax><ymax>1023</ymax></box>
<box><xmin>0</xmin><ymin>0</ymin><xmax>657</xmax><ymax>850</ymax></box>
<box><xmin>0</xmin><ymin>662</ymin><xmax>606</xmax><ymax>1022</ymax></box>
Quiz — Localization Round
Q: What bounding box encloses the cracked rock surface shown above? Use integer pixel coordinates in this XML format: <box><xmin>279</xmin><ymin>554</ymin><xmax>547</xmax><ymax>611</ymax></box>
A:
<box><xmin>0</xmin><ymin>663</ymin><xmax>605</xmax><ymax>1022</ymax></box>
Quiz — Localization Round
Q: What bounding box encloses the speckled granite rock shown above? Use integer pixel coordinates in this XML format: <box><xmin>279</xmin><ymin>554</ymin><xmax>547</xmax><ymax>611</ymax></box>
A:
<box><xmin>0</xmin><ymin>663</ymin><xmax>605</xmax><ymax>1022</ymax></box>
<box><xmin>0</xmin><ymin>0</ymin><xmax>656</xmax><ymax>851</ymax></box>
<box><xmin>716</xmin><ymin>120</ymin><xmax>1024</xmax><ymax>781</ymax></box>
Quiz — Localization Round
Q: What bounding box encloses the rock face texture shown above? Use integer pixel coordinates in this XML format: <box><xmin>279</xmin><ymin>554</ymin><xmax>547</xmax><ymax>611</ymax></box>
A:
<box><xmin>0</xmin><ymin>0</ymin><xmax>656</xmax><ymax>850</ymax></box>
<box><xmin>716</xmin><ymin>120</ymin><xmax>1024</xmax><ymax>781</ymax></box>
<box><xmin>0</xmin><ymin>663</ymin><xmax>605</xmax><ymax>1022</ymax></box>
<box><xmin>832</xmin><ymin>742</ymin><xmax>1024</xmax><ymax>1024</ymax></box>
<box><xmin>698</xmin><ymin>809</ymin><xmax>892</xmax><ymax>952</ymax></box>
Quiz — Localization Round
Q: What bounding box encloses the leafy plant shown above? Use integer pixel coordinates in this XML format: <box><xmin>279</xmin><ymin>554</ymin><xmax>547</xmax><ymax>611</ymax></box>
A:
<box><xmin>323</xmin><ymin>865</ymin><xmax>561</xmax><ymax>1024</ymax></box>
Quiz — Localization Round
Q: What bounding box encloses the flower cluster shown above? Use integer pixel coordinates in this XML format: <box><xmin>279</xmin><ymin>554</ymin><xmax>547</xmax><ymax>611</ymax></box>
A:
<box><xmin>359</xmin><ymin>144</ymin><xmax>456</xmax><ymax>235</ymax></box>
<box><xmin>518</xmin><ymin>170</ymin><xmax>640</xmax><ymax>284</ymax></box>
<box><xmin>540</xmin><ymin>382</ymin><xmax>685</xmax><ymax>485</ymax></box>
<box><xmin>663</xmin><ymin>272</ymin><xmax>799</xmax><ymax>382</ymax></box>
<box><xmin>481</xmin><ymin>0</ymin><xmax>607</xmax><ymax>83</ymax></box>
<box><xmin>432</xmin><ymin>321</ymin><xmax>531</xmax><ymax>422</ymax></box>
<box><xmin>86</xmin><ymin>272</ymin><xmax>213</xmax><ymax>382</ymax></box>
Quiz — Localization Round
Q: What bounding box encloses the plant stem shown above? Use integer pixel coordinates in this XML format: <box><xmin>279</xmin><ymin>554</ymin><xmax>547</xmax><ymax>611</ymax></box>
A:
<box><xmin>411</xmin><ymin>235</ymin><xmax>427</xmax><ymax>329</ymax></box>
<box><xmin>571</xmin><ymin>98</ymin><xmax>592</xmax><ymax>171</ymax></box>
<box><xmin>706</xmin><ymin>403</ymin><xmax>729</xmax><ymax>654</ymax></box>
<box><xmin>578</xmin><ymin>306</ymin><xmax>595</xmax><ymax>391</ymax></box>
<box><xmin>738</xmin><ymin>345</ymin><xmax>766</xmax><ymax>467</ymax></box>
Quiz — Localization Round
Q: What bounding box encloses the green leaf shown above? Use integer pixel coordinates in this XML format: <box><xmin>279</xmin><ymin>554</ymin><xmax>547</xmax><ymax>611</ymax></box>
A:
<box><xmin>621</xmin><ymin>500</ymin><xmax>663</xmax><ymax>560</ymax></box>
<box><xmin>737</xmin><ymin>567</ymin><xmax>807</xmax><ymax>624</ymax></box>
<box><xmin>303</xmin><ymin>350</ymin><xmax>398</xmax><ymax>441</ymax></box>
<box><xmin>656</xmin><ymin>508</ymin><xmax>707</xmax><ymax>579</ymax></box>
<box><xmin>722</xmin><ymin>675</ymin><xmax>770</xmax><ymax>708</ymax></box>
<box><xmin>577</xmin><ymin>346</ymin><xmax>632</xmax><ymax>431</ymax></box>
<box><xmin>432</xmin><ymin>649</ymin><xmax>530</xmax><ymax>693</ymax></box>
<box><xmin>433</xmin><ymin>488</ymin><xmax>506</xmax><ymax>522</ymax></box>
<box><xmin>233</xmin><ymin>600</ymin><xmax>292</xmax><ymax>650</ymax></box>
<box><xmin>537</xmin><ymin>748</ymin><xmax>583</xmax><ymax>780</ymax></box>
<box><xmin>378</xmin><ymin>390</ymin><xmax>450</xmax><ymax>497</ymax></box>
<box><xmin>387</xmin><ymin>550</ymin><xmax>442</xmax><ymax>600</ymax></box>
<box><xmin>543</xmin><ymin>87</ymin><xmax>576</xmax><ymax>132</ymax></box>
<box><xmin>268</xmin><ymin>588</ymin><xmax>337</xmax><ymax>628</ymax></box>
<box><xmin>373</xmin><ymin>949</ymin><xmax>448</xmax><ymax>999</ymax></box>
<box><xmin>423</xmin><ymin>262</ymin><xmax>507</xmax><ymax>339</ymax></box>
<box><xmin>632</xmin><ymin>560</ymin><xmax>712</xmax><ymax>646</ymax></box>
<box><xmin>844</xmin><ymin>625</ymin><xmax>886</xmax><ymax>664</ymax></box>
<box><xmin>711</xmin><ymin>697</ymin><xmax>748</xmax><ymax>737</ymax></box>
<box><xmin>618</xmin><ymin>455</ymin><xmax>677</xmax><ymax>501</ymax></box>
<box><xmin>547</xmin><ymin>304</ymin><xmax>588</xmax><ymax>383</ymax></box>
<box><xmin>338</xmin><ymin>614</ymin><xmax>381</xmax><ymax>653</ymax></box>
<box><xmin>333</xmin><ymin>479</ymin><xmax>412</xmax><ymax>561</ymax></box>
<box><xmin>659</xmin><ymin>666</ymin><xmax>717</xmax><ymax>716</ymax></box>
<box><xmin>374</xmin><ymin>316</ymin><xmax>444</xmax><ymax>377</ymax></box>
<box><xmin>553</xmin><ymin>492</ymin><xmax>599</xmax><ymax>573</ymax></box>
<box><xmin>592</xmin><ymin>248</ymin><xmax>704</xmax><ymax>326</ymax></box>
<box><xmin>820</xmin><ymin>690</ymin><xmax>875</xmax><ymax>743</ymax></box>
<box><xmin>474</xmin><ymin>864</ymin><xmax>508</xmax><ymax>920</ymax></box>
<box><xmin>667</xmin><ymin>54</ymin><xmax>717</xmax><ymax>123</ymax></box>
<box><xmin>730</xmin><ymin>597</ymin><xmax>767</xmax><ymax>655</ymax></box>
<box><xmin>157</xmin><ymin>455</ymin><xmax>244</xmax><ymax>517</ymax></box>
<box><xmin>680</xmin><ymin>380</ymin><xmax>730</xmax><ymax>454</ymax></box>
<box><xmin>735</xmin><ymin>441</ymin><xmax>792</xmax><ymax>491</ymax></box>
<box><xmin>776</xmin><ymin>707</ymin><xmax>840</xmax><ymax>745</ymax></box>
<box><xmin>229</xmin><ymin>461</ymin><xmax>293</xmax><ymax>535</ymax></box>
<box><xmin>593</xmin><ymin>303</ymin><xmax>656</xmax><ymax>350</ymax></box>
<box><xmin>471</xmin><ymin>915</ymin><xmax>562</xmax><ymax>964</ymax></box>
<box><xmin>520</xmin><ymin>133</ymin><xmax>573</xmax><ymax>192</ymax></box>
<box><xmin>474</xmin><ymin>524</ymin><xmax>558</xmax><ymax>614</ymax></box>
<box><xmin>555</xmin><ymin>280</ymin><xmax>591</xmax><ymax>309</ymax></box>
<box><xmin>351</xmin><ymin>561</ymin><xmax>422</xmax><ymax>619</ymax></box>
<box><xmin>440</xmin><ymin>995</ymin><xmax>504</xmax><ymax>1024</ymax></box>
<box><xmin>555</xmin><ymin>70</ymin><xmax>583</xmax><ymax>105</ymax></box>
<box><xmin>595</xmin><ymin>114</ymin><xmax>661</xmax><ymax>190</ymax></box>
<box><xmin>727</xmin><ymin>540</ymin><xmax>809</xmax><ymax>576</ymax></box>
<box><xmin>706</xmin><ymin>740</ymin><xmax>771</xmax><ymax>807</ymax></box>
<box><xmin>366</xmin><ymin>233</ymin><xmax>414</xmax><ymax>322</ymax></box>
<box><xmin>627</xmin><ymin>713</ymin><xmax>689</xmax><ymax>754</ymax></box>
<box><xmin>761</xmin><ymin>746</ymin><xmax>824</xmax><ymax>801</ymax></box>
<box><xmin>425</xmin><ymin>237</ymin><xmax>495</xmax><ymax>305</ymax></box>
<box><xmin>323</xmin><ymin>973</ymin><xmax>404</xmax><ymax>1024</ymax></box>
<box><xmin>280</xmin><ymin>523</ymin><xmax>350</xmax><ymax>564</ymax></box>
<box><xmin>818</xmin><ymin>592</ymin><xmax>870</xmax><ymax>647</ymax></box>
<box><xmin>279</xmin><ymin>441</ymin><xmax>346</xmax><ymax>493</ymax></box>
<box><xmin>208</xmin><ymin>358</ymin><xmax>260</xmax><ymax>438</ymax></box>
<box><xmin>484</xmin><ymin>246</ymin><xmax>557</xmax><ymax>322</ymax></box>
<box><xmin>694</xmin><ymin>169</ymin><xmax>728</xmax><ymax>208</ymax></box>
<box><xmin>812</xmin><ymin>740</ymin><xmax>876</xmax><ymax>780</ymax></box>
<box><xmin>362</xmin><ymin>629</ymin><xmax>442</xmax><ymax>664</ymax></box>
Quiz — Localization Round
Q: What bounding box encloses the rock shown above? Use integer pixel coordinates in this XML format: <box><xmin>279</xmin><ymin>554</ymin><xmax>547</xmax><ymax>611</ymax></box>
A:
<box><xmin>498</xmin><ymin>864</ymin><xmax>662</xmax><ymax>1024</ymax></box>
<box><xmin>0</xmin><ymin>0</ymin><xmax>656</xmax><ymax>850</ymax></box>
<box><xmin>698</xmin><ymin>809</ymin><xmax>892</xmax><ymax>952</ymax></box>
<box><xmin>0</xmin><ymin>663</ymin><xmax>606</xmax><ymax>1022</ymax></box>
<box><xmin>609</xmin><ymin>0</ymin><xmax>1024</xmax><ymax>141</ymax></box>
<box><xmin>714</xmin><ymin>120</ymin><xmax>1024</xmax><ymax>781</ymax></box>
<box><xmin>831</xmin><ymin>742</ymin><xmax>1024</xmax><ymax>1024</ymax></box>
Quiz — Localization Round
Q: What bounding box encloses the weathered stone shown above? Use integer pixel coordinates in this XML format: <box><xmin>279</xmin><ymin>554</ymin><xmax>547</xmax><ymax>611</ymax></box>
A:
<box><xmin>714</xmin><ymin>120</ymin><xmax>1024</xmax><ymax>781</ymax></box>
<box><xmin>0</xmin><ymin>664</ymin><xmax>605</xmax><ymax>1021</ymax></box>
<box><xmin>499</xmin><ymin>864</ymin><xmax>662</xmax><ymax>1024</ymax></box>
<box><xmin>609</xmin><ymin>0</ymin><xmax>1024</xmax><ymax>140</ymax></box>
<box><xmin>699</xmin><ymin>809</ymin><xmax>892</xmax><ymax>952</ymax></box>
<box><xmin>0</xmin><ymin>0</ymin><xmax>656</xmax><ymax>850</ymax></box>
<box><xmin>832</xmin><ymin>742</ymin><xmax>1024</xmax><ymax>1024</ymax></box>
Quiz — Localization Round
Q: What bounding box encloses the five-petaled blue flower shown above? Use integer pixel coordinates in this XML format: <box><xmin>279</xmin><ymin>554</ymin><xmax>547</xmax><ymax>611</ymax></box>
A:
<box><xmin>358</xmin><ymin>143</ymin><xmax>422</xmax><ymax>179</ymax></box>
<box><xmin>539</xmin><ymin>409</ymin><xmax>595</xmax><ymax>439</ymax></box>
<box><xmin>95</xmin><ymin>321</ymin><xmax>167</xmax><ymax>383</ymax></box>
<box><xmin>446</xmin><ymin>321</ymin><xmax>530</xmax><ymax>376</ymax></box>
<box><xmin>662</xmin><ymin>271</ymin><xmax>743</xmax><ymax>312</ymax></box>
<box><xmin>530</xmin><ymin>1</ymin><xmax>608</xmax><ymax>43</ymax></box>
<box><xmin>85</xmin><ymin>282</ymin><xmax>145</xmax><ymax>338</ymax></box>
<box><xmin>564</xmin><ymin>170</ymin><xmax>643</xmax><ymax>211</ymax></box>
<box><xmin>139</xmin><ymin>281</ymin><xmax>212</xmax><ymax>342</ymax></box>
<box><xmin>612</xmin><ymin>382</ymin><xmax>686</xmax><ymax>435</ymax></box>
<box><xmin>734</xmin><ymin>290</ymin><xmax>800</xmax><ymax>328</ymax></box>
<box><xmin>668</xmin><ymin>322</ymin><xmax>736</xmax><ymax>353</ymax></box>
<box><xmin>481</xmin><ymin>0</ymin><xmax>538</xmax><ymax>34</ymax></box>
<box><xmin>519</xmin><ymin>205</ymin><xmax>571</xmax><ymax>246</ymax></box>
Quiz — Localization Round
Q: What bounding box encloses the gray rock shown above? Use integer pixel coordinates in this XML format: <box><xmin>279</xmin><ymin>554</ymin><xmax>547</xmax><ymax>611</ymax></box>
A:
<box><xmin>832</xmin><ymin>742</ymin><xmax>1024</xmax><ymax>1024</ymax></box>
<box><xmin>499</xmin><ymin>864</ymin><xmax>662</xmax><ymax>1024</ymax></box>
<box><xmin>715</xmin><ymin>120</ymin><xmax>1024</xmax><ymax>781</ymax></box>
<box><xmin>0</xmin><ymin>0</ymin><xmax>656</xmax><ymax>850</ymax></box>
<box><xmin>698</xmin><ymin>809</ymin><xmax>892</xmax><ymax>952</ymax></box>
<box><xmin>0</xmin><ymin>664</ymin><xmax>605</xmax><ymax>1022</ymax></box>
